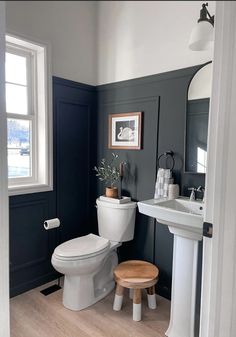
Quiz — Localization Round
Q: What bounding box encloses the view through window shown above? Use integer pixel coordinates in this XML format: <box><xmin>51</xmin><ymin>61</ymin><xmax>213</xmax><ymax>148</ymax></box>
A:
<box><xmin>5</xmin><ymin>48</ymin><xmax>34</xmax><ymax>180</ymax></box>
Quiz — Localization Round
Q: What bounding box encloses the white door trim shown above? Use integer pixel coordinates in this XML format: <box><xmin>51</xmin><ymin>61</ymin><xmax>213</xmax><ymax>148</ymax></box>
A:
<box><xmin>200</xmin><ymin>2</ymin><xmax>236</xmax><ymax>337</ymax></box>
<box><xmin>0</xmin><ymin>2</ymin><xmax>10</xmax><ymax>337</ymax></box>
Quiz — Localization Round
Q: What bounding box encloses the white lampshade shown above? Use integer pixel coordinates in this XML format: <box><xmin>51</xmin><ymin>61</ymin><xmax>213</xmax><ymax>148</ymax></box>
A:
<box><xmin>189</xmin><ymin>21</ymin><xmax>214</xmax><ymax>51</ymax></box>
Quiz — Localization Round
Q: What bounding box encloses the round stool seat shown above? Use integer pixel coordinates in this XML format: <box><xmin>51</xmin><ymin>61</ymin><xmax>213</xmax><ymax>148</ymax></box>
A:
<box><xmin>113</xmin><ymin>260</ymin><xmax>159</xmax><ymax>322</ymax></box>
<box><xmin>114</xmin><ymin>260</ymin><xmax>159</xmax><ymax>288</ymax></box>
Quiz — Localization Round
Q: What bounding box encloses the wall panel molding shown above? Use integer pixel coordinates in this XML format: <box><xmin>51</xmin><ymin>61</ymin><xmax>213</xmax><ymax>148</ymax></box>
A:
<box><xmin>53</xmin><ymin>76</ymin><xmax>96</xmax><ymax>92</ymax></box>
<box><xmin>10</xmin><ymin>198</ymin><xmax>50</xmax><ymax>273</ymax></box>
<box><xmin>97</xmin><ymin>64</ymin><xmax>203</xmax><ymax>92</ymax></box>
<box><xmin>102</xmin><ymin>95</ymin><xmax>159</xmax><ymax>107</ymax></box>
<box><xmin>10</xmin><ymin>198</ymin><xmax>48</xmax><ymax>209</ymax></box>
<box><xmin>55</xmin><ymin>97</ymin><xmax>91</xmax><ymax>240</ymax></box>
<box><xmin>53</xmin><ymin>78</ymin><xmax>96</xmax><ymax>244</ymax></box>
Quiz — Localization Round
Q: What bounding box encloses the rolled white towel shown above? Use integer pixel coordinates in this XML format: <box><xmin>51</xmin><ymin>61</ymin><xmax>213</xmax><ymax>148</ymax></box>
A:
<box><xmin>154</xmin><ymin>168</ymin><xmax>173</xmax><ymax>199</ymax></box>
<box><xmin>164</xmin><ymin>169</ymin><xmax>171</xmax><ymax>178</ymax></box>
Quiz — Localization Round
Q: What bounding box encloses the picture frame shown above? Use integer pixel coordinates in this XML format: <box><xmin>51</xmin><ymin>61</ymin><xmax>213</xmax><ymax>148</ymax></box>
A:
<box><xmin>108</xmin><ymin>112</ymin><xmax>142</xmax><ymax>150</ymax></box>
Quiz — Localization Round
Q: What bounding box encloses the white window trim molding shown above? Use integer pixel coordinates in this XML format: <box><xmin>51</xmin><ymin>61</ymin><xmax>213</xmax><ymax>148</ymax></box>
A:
<box><xmin>0</xmin><ymin>2</ymin><xmax>10</xmax><ymax>337</ymax></box>
<box><xmin>6</xmin><ymin>31</ymin><xmax>53</xmax><ymax>196</ymax></box>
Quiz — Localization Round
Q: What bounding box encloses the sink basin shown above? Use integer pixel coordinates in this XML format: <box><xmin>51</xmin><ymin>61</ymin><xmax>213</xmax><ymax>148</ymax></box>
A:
<box><xmin>157</xmin><ymin>198</ymin><xmax>203</xmax><ymax>215</ymax></box>
<box><xmin>138</xmin><ymin>197</ymin><xmax>204</xmax><ymax>240</ymax></box>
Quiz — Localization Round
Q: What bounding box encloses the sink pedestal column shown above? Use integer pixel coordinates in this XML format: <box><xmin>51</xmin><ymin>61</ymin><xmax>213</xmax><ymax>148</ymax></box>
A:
<box><xmin>137</xmin><ymin>198</ymin><xmax>204</xmax><ymax>337</ymax></box>
<box><xmin>165</xmin><ymin>228</ymin><xmax>200</xmax><ymax>337</ymax></box>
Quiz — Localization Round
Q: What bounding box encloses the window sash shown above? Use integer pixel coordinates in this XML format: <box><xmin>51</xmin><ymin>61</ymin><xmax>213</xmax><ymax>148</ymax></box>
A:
<box><xmin>5</xmin><ymin>45</ymin><xmax>35</xmax><ymax>117</ymax></box>
<box><xmin>6</xmin><ymin>45</ymin><xmax>38</xmax><ymax>185</ymax></box>
<box><xmin>7</xmin><ymin>114</ymin><xmax>37</xmax><ymax>184</ymax></box>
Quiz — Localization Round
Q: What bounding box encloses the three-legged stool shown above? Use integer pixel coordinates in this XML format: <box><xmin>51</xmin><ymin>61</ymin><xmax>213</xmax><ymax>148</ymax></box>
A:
<box><xmin>113</xmin><ymin>260</ymin><xmax>159</xmax><ymax>321</ymax></box>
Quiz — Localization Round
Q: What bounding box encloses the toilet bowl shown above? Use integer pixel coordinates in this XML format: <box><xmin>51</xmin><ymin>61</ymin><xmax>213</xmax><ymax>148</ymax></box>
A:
<box><xmin>51</xmin><ymin>198</ymin><xmax>136</xmax><ymax>311</ymax></box>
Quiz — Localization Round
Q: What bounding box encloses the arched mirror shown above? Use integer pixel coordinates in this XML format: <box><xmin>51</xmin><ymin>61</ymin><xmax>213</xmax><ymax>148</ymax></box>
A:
<box><xmin>185</xmin><ymin>62</ymin><xmax>212</xmax><ymax>173</ymax></box>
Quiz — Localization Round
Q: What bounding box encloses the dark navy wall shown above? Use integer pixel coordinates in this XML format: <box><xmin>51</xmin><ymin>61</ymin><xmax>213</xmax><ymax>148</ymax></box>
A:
<box><xmin>10</xmin><ymin>191</ymin><xmax>57</xmax><ymax>296</ymax></box>
<box><xmin>96</xmin><ymin>65</ymin><xmax>205</xmax><ymax>300</ymax></box>
<box><xmin>10</xmin><ymin>66</ymin><xmax>205</xmax><ymax>302</ymax></box>
<box><xmin>10</xmin><ymin>77</ymin><xmax>97</xmax><ymax>297</ymax></box>
<box><xmin>53</xmin><ymin>77</ymin><xmax>97</xmax><ymax>241</ymax></box>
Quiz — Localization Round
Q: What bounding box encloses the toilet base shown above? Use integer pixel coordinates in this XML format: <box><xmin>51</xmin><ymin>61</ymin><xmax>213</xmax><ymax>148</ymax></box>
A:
<box><xmin>62</xmin><ymin>250</ymin><xmax>118</xmax><ymax>311</ymax></box>
<box><xmin>63</xmin><ymin>275</ymin><xmax>115</xmax><ymax>311</ymax></box>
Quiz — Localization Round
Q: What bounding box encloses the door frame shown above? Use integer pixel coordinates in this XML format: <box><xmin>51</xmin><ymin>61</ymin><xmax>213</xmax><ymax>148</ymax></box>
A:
<box><xmin>0</xmin><ymin>2</ymin><xmax>10</xmax><ymax>337</ymax></box>
<box><xmin>1</xmin><ymin>1</ymin><xmax>236</xmax><ymax>337</ymax></box>
<box><xmin>200</xmin><ymin>2</ymin><xmax>236</xmax><ymax>337</ymax></box>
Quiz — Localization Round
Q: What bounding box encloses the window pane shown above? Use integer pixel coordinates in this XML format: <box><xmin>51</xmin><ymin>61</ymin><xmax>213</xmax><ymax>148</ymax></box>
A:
<box><xmin>6</xmin><ymin>83</ymin><xmax>28</xmax><ymax>114</ymax></box>
<box><xmin>7</xmin><ymin>119</ymin><xmax>31</xmax><ymax>178</ymax></box>
<box><xmin>197</xmin><ymin>147</ymin><xmax>207</xmax><ymax>173</ymax></box>
<box><xmin>5</xmin><ymin>52</ymin><xmax>27</xmax><ymax>85</ymax></box>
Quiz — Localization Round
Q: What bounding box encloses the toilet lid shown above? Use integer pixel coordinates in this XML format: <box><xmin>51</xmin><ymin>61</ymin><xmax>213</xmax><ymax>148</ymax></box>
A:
<box><xmin>54</xmin><ymin>234</ymin><xmax>110</xmax><ymax>259</ymax></box>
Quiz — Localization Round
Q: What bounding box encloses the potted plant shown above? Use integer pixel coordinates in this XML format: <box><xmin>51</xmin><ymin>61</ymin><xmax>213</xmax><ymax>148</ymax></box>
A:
<box><xmin>94</xmin><ymin>153</ymin><xmax>122</xmax><ymax>198</ymax></box>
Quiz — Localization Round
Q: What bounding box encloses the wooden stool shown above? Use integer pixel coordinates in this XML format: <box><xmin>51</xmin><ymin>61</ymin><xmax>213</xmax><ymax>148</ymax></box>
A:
<box><xmin>113</xmin><ymin>260</ymin><xmax>159</xmax><ymax>321</ymax></box>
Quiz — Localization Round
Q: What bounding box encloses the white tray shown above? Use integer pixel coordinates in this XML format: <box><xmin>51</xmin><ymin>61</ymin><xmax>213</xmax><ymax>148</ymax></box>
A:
<box><xmin>99</xmin><ymin>196</ymin><xmax>131</xmax><ymax>204</ymax></box>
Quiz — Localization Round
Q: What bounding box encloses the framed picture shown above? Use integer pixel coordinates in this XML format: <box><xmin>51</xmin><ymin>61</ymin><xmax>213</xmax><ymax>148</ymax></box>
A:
<box><xmin>108</xmin><ymin>112</ymin><xmax>142</xmax><ymax>150</ymax></box>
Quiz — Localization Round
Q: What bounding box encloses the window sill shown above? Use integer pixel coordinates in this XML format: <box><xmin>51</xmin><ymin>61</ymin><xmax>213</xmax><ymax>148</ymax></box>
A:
<box><xmin>8</xmin><ymin>183</ymin><xmax>53</xmax><ymax>196</ymax></box>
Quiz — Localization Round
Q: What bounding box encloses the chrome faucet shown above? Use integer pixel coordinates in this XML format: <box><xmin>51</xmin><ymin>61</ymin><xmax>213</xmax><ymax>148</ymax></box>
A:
<box><xmin>188</xmin><ymin>187</ymin><xmax>197</xmax><ymax>201</ymax></box>
<box><xmin>197</xmin><ymin>186</ymin><xmax>205</xmax><ymax>202</ymax></box>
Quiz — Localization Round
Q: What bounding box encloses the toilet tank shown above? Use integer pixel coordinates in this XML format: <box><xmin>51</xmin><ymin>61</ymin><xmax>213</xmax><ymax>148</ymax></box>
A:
<box><xmin>96</xmin><ymin>198</ymin><xmax>137</xmax><ymax>242</ymax></box>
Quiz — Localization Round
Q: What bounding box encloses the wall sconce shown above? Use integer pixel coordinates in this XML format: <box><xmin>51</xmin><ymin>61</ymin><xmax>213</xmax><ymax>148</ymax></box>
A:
<box><xmin>189</xmin><ymin>3</ymin><xmax>214</xmax><ymax>51</ymax></box>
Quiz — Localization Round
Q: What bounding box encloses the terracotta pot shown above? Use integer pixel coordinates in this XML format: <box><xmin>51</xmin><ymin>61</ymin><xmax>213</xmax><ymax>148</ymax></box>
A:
<box><xmin>105</xmin><ymin>187</ymin><xmax>118</xmax><ymax>198</ymax></box>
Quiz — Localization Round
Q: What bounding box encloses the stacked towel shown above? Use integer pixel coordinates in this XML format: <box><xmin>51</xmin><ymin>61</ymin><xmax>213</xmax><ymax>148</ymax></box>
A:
<box><xmin>154</xmin><ymin>168</ymin><xmax>174</xmax><ymax>199</ymax></box>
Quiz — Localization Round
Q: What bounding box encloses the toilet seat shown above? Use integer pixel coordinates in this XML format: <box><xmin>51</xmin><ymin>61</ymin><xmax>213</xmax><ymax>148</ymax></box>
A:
<box><xmin>53</xmin><ymin>233</ymin><xmax>110</xmax><ymax>261</ymax></box>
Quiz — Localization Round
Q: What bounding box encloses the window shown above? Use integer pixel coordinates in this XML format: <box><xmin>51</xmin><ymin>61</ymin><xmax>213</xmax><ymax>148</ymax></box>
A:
<box><xmin>6</xmin><ymin>34</ymin><xmax>52</xmax><ymax>195</ymax></box>
<box><xmin>197</xmin><ymin>146</ymin><xmax>207</xmax><ymax>173</ymax></box>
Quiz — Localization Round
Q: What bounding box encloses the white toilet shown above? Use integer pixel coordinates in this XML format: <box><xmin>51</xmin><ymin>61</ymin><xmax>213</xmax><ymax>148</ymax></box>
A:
<box><xmin>51</xmin><ymin>197</ymin><xmax>137</xmax><ymax>311</ymax></box>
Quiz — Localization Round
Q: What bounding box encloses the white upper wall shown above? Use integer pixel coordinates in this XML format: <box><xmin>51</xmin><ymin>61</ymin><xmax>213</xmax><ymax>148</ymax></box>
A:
<box><xmin>6</xmin><ymin>1</ymin><xmax>97</xmax><ymax>85</ymax></box>
<box><xmin>6</xmin><ymin>1</ymin><xmax>216</xmax><ymax>86</ymax></box>
<box><xmin>97</xmin><ymin>1</ymin><xmax>215</xmax><ymax>85</ymax></box>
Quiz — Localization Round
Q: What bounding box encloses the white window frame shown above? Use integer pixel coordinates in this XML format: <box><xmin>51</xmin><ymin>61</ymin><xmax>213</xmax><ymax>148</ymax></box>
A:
<box><xmin>6</xmin><ymin>33</ymin><xmax>53</xmax><ymax>195</ymax></box>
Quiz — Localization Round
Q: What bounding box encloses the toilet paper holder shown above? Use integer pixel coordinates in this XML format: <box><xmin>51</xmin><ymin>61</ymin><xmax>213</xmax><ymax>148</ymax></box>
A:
<box><xmin>44</xmin><ymin>218</ymin><xmax>60</xmax><ymax>230</ymax></box>
<box><xmin>41</xmin><ymin>217</ymin><xmax>62</xmax><ymax>296</ymax></box>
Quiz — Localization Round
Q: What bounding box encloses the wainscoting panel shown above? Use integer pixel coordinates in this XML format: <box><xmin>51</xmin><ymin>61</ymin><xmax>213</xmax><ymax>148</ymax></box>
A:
<box><xmin>97</xmin><ymin>66</ymin><xmax>206</xmax><ymax>300</ymax></box>
<box><xmin>53</xmin><ymin>78</ymin><xmax>97</xmax><ymax>242</ymax></box>
<box><xmin>10</xmin><ymin>199</ymin><xmax>49</xmax><ymax>272</ymax></box>
<box><xmin>9</xmin><ymin>192</ymin><xmax>57</xmax><ymax>297</ymax></box>
<box><xmin>55</xmin><ymin>99</ymin><xmax>90</xmax><ymax>241</ymax></box>
<box><xmin>9</xmin><ymin>77</ymin><xmax>97</xmax><ymax>297</ymax></box>
<box><xmin>96</xmin><ymin>93</ymin><xmax>160</xmax><ymax>265</ymax></box>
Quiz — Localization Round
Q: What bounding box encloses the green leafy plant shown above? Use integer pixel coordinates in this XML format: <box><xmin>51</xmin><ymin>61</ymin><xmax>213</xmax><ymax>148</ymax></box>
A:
<box><xmin>94</xmin><ymin>153</ymin><xmax>120</xmax><ymax>187</ymax></box>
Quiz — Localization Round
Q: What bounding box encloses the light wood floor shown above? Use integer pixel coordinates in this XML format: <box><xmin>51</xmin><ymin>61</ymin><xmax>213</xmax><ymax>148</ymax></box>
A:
<box><xmin>10</xmin><ymin>281</ymin><xmax>170</xmax><ymax>337</ymax></box>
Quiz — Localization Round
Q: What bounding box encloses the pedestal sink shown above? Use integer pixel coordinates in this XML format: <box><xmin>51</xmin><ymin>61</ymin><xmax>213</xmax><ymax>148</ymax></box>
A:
<box><xmin>138</xmin><ymin>197</ymin><xmax>204</xmax><ymax>337</ymax></box>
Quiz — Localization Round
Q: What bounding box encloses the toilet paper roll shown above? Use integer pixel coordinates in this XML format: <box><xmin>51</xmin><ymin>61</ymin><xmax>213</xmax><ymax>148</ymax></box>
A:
<box><xmin>44</xmin><ymin>218</ymin><xmax>60</xmax><ymax>230</ymax></box>
<box><xmin>168</xmin><ymin>184</ymin><xmax>180</xmax><ymax>200</ymax></box>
